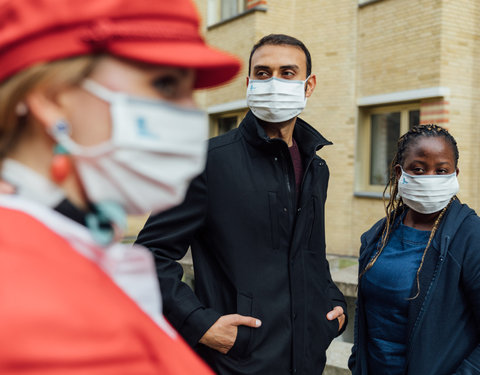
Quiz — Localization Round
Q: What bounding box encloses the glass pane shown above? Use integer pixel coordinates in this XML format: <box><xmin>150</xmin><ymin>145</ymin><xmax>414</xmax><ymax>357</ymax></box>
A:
<box><xmin>370</xmin><ymin>112</ymin><xmax>400</xmax><ymax>185</ymax></box>
<box><xmin>218</xmin><ymin>116</ymin><xmax>238</xmax><ymax>135</ymax></box>
<box><xmin>221</xmin><ymin>0</ymin><xmax>238</xmax><ymax>20</ymax></box>
<box><xmin>409</xmin><ymin>110</ymin><xmax>420</xmax><ymax>129</ymax></box>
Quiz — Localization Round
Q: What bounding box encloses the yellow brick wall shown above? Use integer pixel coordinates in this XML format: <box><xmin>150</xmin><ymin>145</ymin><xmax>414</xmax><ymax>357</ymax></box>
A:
<box><xmin>440</xmin><ymin>0</ymin><xmax>480</xmax><ymax>209</ymax></box>
<box><xmin>358</xmin><ymin>0</ymin><xmax>443</xmax><ymax>96</ymax></box>
<box><xmin>284</xmin><ymin>0</ymin><xmax>362</xmax><ymax>256</ymax></box>
<box><xmin>352</xmin><ymin>0</ymin><xmax>444</xmax><ymax>255</ymax></box>
<box><xmin>191</xmin><ymin>0</ymin><xmax>480</xmax><ymax>257</ymax></box>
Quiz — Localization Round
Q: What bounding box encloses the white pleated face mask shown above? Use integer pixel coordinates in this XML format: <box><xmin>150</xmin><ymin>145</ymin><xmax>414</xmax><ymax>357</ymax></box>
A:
<box><xmin>49</xmin><ymin>79</ymin><xmax>208</xmax><ymax>215</ymax></box>
<box><xmin>246</xmin><ymin>76</ymin><xmax>309</xmax><ymax>123</ymax></box>
<box><xmin>397</xmin><ymin>168</ymin><xmax>459</xmax><ymax>214</ymax></box>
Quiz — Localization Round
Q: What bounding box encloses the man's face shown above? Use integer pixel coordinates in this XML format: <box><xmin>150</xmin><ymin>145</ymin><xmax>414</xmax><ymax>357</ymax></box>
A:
<box><xmin>247</xmin><ymin>44</ymin><xmax>315</xmax><ymax>101</ymax></box>
<box><xmin>249</xmin><ymin>44</ymin><xmax>308</xmax><ymax>81</ymax></box>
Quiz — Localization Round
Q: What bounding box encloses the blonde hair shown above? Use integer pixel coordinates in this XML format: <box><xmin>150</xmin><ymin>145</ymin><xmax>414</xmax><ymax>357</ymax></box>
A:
<box><xmin>0</xmin><ymin>55</ymin><xmax>101</xmax><ymax>158</ymax></box>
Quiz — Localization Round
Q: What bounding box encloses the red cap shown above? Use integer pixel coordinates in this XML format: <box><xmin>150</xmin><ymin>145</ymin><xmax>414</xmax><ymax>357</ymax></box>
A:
<box><xmin>0</xmin><ymin>0</ymin><xmax>241</xmax><ymax>88</ymax></box>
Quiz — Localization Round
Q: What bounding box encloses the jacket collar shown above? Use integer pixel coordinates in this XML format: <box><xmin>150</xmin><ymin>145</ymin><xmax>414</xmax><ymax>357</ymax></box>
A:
<box><xmin>430</xmin><ymin>198</ymin><xmax>475</xmax><ymax>251</ymax></box>
<box><xmin>239</xmin><ymin>110</ymin><xmax>332</xmax><ymax>156</ymax></box>
<box><xmin>360</xmin><ymin>199</ymin><xmax>475</xmax><ymax>269</ymax></box>
<box><xmin>0</xmin><ymin>195</ymin><xmax>175</xmax><ymax>337</ymax></box>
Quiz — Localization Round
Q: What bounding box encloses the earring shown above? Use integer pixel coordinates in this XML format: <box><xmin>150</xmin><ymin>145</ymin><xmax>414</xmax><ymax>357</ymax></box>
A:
<box><xmin>15</xmin><ymin>102</ymin><xmax>28</xmax><ymax>117</ymax></box>
<box><xmin>50</xmin><ymin>143</ymin><xmax>72</xmax><ymax>184</ymax></box>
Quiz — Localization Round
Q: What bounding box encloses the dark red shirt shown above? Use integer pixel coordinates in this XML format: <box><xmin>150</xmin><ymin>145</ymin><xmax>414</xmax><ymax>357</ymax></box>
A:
<box><xmin>289</xmin><ymin>138</ymin><xmax>303</xmax><ymax>199</ymax></box>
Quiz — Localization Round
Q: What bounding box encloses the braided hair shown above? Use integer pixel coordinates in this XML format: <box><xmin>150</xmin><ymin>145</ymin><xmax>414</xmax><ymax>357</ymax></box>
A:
<box><xmin>359</xmin><ymin>124</ymin><xmax>459</xmax><ymax>298</ymax></box>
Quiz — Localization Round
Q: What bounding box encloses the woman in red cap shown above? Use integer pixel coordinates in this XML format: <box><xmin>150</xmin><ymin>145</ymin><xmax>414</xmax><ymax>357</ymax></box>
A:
<box><xmin>0</xmin><ymin>0</ymin><xmax>240</xmax><ymax>374</ymax></box>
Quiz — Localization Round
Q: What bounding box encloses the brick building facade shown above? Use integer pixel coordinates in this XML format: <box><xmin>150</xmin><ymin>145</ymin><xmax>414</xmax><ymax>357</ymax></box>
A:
<box><xmin>194</xmin><ymin>0</ymin><xmax>480</xmax><ymax>257</ymax></box>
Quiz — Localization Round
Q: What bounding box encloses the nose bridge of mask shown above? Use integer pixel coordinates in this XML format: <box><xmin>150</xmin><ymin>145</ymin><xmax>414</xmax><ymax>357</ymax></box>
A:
<box><xmin>271</xmin><ymin>76</ymin><xmax>307</xmax><ymax>93</ymax></box>
<box><xmin>111</xmin><ymin>99</ymin><xmax>208</xmax><ymax>154</ymax></box>
<box><xmin>81</xmin><ymin>79</ymin><xmax>208</xmax><ymax>154</ymax></box>
<box><xmin>248</xmin><ymin>76</ymin><xmax>307</xmax><ymax>96</ymax></box>
<box><xmin>400</xmin><ymin>168</ymin><xmax>457</xmax><ymax>187</ymax></box>
<box><xmin>398</xmin><ymin>168</ymin><xmax>459</xmax><ymax>198</ymax></box>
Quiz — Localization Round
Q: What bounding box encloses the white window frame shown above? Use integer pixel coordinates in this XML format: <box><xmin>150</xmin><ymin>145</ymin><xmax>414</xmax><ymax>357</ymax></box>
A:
<box><xmin>355</xmin><ymin>103</ymin><xmax>420</xmax><ymax>194</ymax></box>
<box><xmin>354</xmin><ymin>87</ymin><xmax>450</xmax><ymax>197</ymax></box>
<box><xmin>207</xmin><ymin>0</ymin><xmax>246</xmax><ymax>26</ymax></box>
<box><xmin>209</xmin><ymin>112</ymin><xmax>241</xmax><ymax>137</ymax></box>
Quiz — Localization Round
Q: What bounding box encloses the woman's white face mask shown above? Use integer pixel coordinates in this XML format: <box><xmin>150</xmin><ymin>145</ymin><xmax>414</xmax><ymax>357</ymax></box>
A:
<box><xmin>397</xmin><ymin>168</ymin><xmax>459</xmax><ymax>214</ymax></box>
<box><xmin>49</xmin><ymin>79</ymin><xmax>208</xmax><ymax>215</ymax></box>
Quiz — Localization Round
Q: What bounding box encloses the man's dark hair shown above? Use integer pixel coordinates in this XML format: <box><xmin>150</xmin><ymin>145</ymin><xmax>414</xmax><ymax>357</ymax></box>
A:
<box><xmin>248</xmin><ymin>34</ymin><xmax>312</xmax><ymax>77</ymax></box>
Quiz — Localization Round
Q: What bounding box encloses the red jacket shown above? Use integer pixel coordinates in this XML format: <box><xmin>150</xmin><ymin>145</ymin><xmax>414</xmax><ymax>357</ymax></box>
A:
<box><xmin>0</xmin><ymin>199</ymin><xmax>213</xmax><ymax>375</ymax></box>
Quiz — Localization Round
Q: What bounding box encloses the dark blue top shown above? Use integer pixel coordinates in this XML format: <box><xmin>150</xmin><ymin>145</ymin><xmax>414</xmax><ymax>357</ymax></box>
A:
<box><xmin>361</xmin><ymin>221</ymin><xmax>430</xmax><ymax>375</ymax></box>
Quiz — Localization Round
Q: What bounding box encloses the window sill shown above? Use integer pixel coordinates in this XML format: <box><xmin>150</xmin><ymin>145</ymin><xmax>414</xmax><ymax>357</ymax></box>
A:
<box><xmin>207</xmin><ymin>6</ymin><xmax>267</xmax><ymax>30</ymax></box>
<box><xmin>354</xmin><ymin>191</ymin><xmax>390</xmax><ymax>200</ymax></box>
<box><xmin>358</xmin><ymin>0</ymin><xmax>384</xmax><ymax>7</ymax></box>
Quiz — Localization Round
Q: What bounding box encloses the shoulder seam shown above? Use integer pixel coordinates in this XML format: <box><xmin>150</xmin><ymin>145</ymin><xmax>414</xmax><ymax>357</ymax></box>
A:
<box><xmin>209</xmin><ymin>132</ymin><xmax>242</xmax><ymax>152</ymax></box>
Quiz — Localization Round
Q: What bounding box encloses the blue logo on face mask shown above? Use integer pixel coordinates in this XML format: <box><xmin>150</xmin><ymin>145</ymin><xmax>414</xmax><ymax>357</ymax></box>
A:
<box><xmin>402</xmin><ymin>176</ymin><xmax>408</xmax><ymax>184</ymax></box>
<box><xmin>136</xmin><ymin>117</ymin><xmax>157</xmax><ymax>138</ymax></box>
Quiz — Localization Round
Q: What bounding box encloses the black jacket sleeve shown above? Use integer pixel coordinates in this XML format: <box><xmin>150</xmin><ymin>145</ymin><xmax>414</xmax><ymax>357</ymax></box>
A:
<box><xmin>322</xmin><ymin>163</ymin><xmax>348</xmax><ymax>335</ymax></box>
<box><xmin>135</xmin><ymin>172</ymin><xmax>221</xmax><ymax>347</ymax></box>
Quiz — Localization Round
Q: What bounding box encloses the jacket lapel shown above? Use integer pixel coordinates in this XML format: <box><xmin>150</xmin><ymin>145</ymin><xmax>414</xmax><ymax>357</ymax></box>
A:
<box><xmin>405</xmin><ymin>199</ymin><xmax>473</xmax><ymax>364</ymax></box>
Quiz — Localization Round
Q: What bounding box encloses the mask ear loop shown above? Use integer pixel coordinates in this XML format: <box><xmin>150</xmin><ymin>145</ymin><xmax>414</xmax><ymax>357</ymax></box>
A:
<box><xmin>304</xmin><ymin>75</ymin><xmax>312</xmax><ymax>95</ymax></box>
<box><xmin>82</xmin><ymin>79</ymin><xmax>122</xmax><ymax>104</ymax></box>
<box><xmin>85</xmin><ymin>201</ymin><xmax>126</xmax><ymax>246</ymax></box>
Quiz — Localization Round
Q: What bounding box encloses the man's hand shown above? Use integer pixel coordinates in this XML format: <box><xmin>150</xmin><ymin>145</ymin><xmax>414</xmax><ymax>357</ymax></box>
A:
<box><xmin>199</xmin><ymin>314</ymin><xmax>262</xmax><ymax>354</ymax></box>
<box><xmin>326</xmin><ymin>306</ymin><xmax>345</xmax><ymax>331</ymax></box>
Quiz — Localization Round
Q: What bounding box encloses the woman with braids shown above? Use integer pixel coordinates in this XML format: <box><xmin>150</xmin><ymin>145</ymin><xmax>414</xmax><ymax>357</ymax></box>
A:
<box><xmin>349</xmin><ymin>124</ymin><xmax>480</xmax><ymax>375</ymax></box>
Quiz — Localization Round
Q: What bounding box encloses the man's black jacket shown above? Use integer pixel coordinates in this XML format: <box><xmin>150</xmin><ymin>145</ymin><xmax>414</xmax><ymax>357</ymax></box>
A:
<box><xmin>136</xmin><ymin>111</ymin><xmax>347</xmax><ymax>375</ymax></box>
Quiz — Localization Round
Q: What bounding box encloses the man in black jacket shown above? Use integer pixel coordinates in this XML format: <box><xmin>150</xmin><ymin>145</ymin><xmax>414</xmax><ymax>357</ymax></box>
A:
<box><xmin>136</xmin><ymin>34</ymin><xmax>347</xmax><ymax>375</ymax></box>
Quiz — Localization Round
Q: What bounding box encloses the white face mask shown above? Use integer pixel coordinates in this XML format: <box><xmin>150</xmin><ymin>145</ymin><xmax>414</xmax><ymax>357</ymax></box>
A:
<box><xmin>49</xmin><ymin>79</ymin><xmax>208</xmax><ymax>215</ymax></box>
<box><xmin>397</xmin><ymin>168</ymin><xmax>459</xmax><ymax>214</ymax></box>
<box><xmin>246</xmin><ymin>76</ymin><xmax>309</xmax><ymax>123</ymax></box>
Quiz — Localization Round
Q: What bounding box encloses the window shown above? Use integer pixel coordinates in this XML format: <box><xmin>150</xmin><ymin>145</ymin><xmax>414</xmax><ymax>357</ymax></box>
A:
<box><xmin>207</xmin><ymin>0</ymin><xmax>246</xmax><ymax>25</ymax></box>
<box><xmin>356</xmin><ymin>104</ymin><xmax>420</xmax><ymax>193</ymax></box>
<box><xmin>217</xmin><ymin>116</ymin><xmax>238</xmax><ymax>134</ymax></box>
<box><xmin>209</xmin><ymin>111</ymin><xmax>246</xmax><ymax>137</ymax></box>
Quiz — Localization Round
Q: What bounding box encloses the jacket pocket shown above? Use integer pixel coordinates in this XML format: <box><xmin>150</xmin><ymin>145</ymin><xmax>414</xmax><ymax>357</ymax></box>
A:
<box><xmin>228</xmin><ymin>292</ymin><xmax>253</xmax><ymax>359</ymax></box>
<box><xmin>268</xmin><ymin>192</ymin><xmax>280</xmax><ymax>250</ymax></box>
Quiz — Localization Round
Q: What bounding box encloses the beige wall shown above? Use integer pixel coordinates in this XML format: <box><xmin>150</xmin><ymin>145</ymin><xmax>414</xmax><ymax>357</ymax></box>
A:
<box><xmin>193</xmin><ymin>0</ymin><xmax>480</xmax><ymax>257</ymax></box>
<box><xmin>440</xmin><ymin>0</ymin><xmax>480</xmax><ymax>209</ymax></box>
<box><xmin>353</xmin><ymin>0</ymin><xmax>444</xmax><ymax>254</ymax></box>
